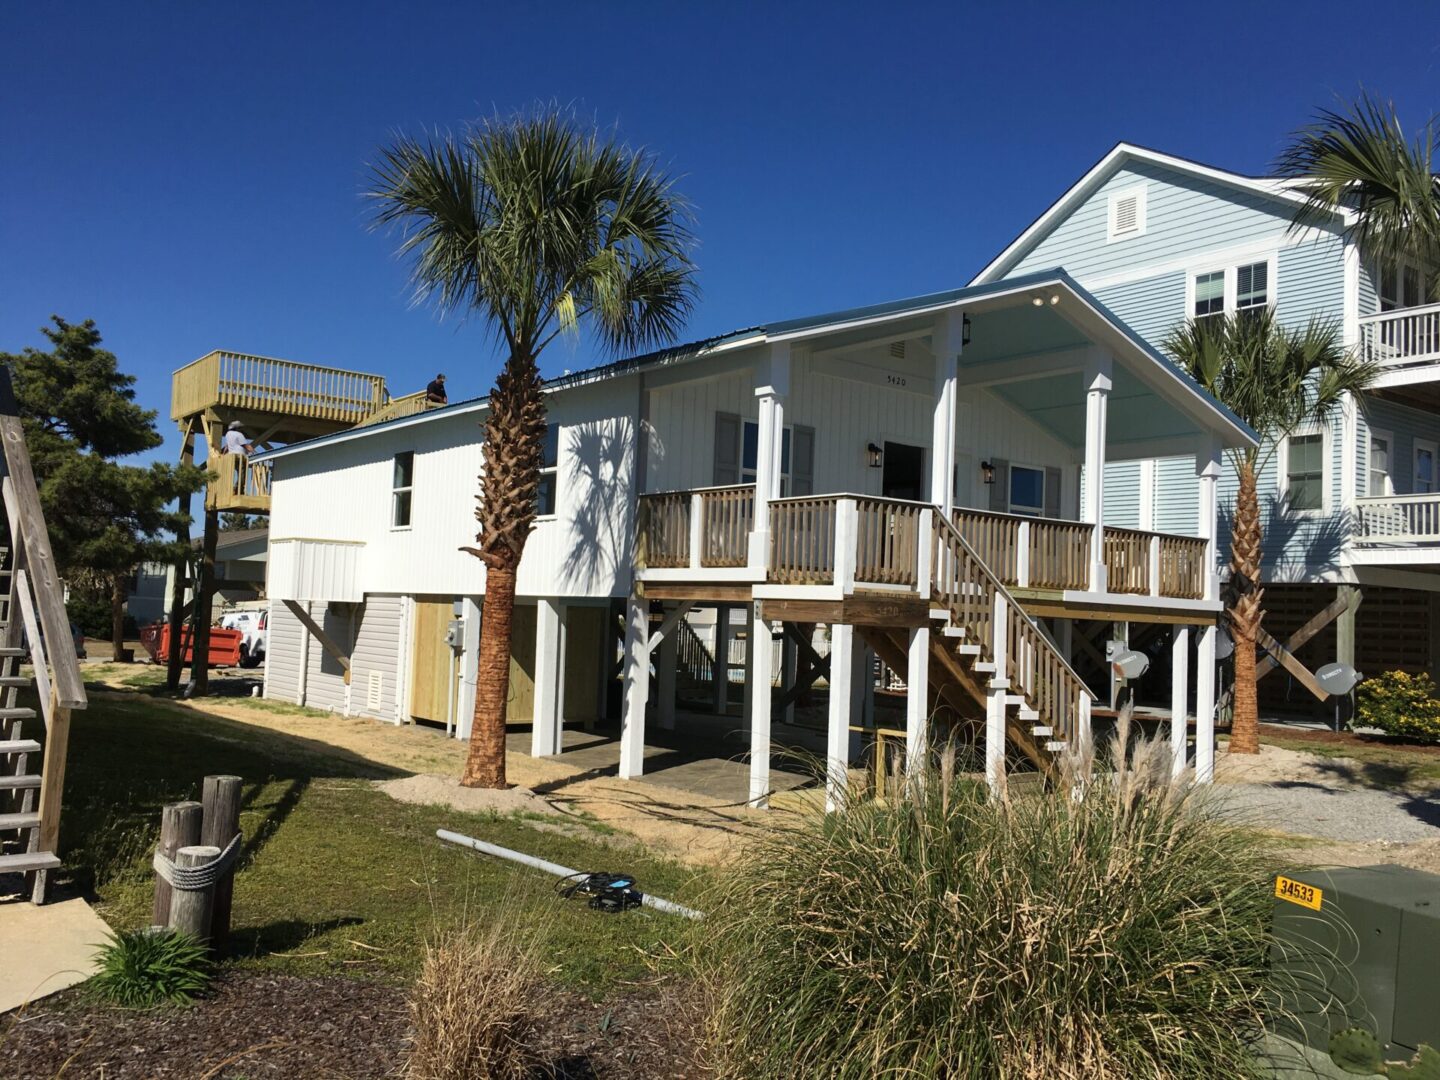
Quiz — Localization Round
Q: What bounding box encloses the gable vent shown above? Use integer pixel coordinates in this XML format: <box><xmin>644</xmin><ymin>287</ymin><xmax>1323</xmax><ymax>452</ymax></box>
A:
<box><xmin>367</xmin><ymin>670</ymin><xmax>384</xmax><ymax>710</ymax></box>
<box><xmin>1107</xmin><ymin>184</ymin><xmax>1147</xmax><ymax>241</ymax></box>
<box><xmin>889</xmin><ymin>341</ymin><xmax>906</xmax><ymax>359</ymax></box>
<box><xmin>1113</xmin><ymin>196</ymin><xmax>1138</xmax><ymax>233</ymax></box>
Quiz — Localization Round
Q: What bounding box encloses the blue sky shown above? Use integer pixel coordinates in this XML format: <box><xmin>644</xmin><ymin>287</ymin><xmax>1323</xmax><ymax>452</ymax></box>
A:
<box><xmin>4</xmin><ymin>1</ymin><xmax>1438</xmax><ymax>463</ymax></box>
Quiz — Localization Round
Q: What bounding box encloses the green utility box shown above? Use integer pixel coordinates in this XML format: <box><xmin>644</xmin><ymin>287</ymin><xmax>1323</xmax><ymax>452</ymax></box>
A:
<box><xmin>1271</xmin><ymin>865</ymin><xmax>1440</xmax><ymax>1057</ymax></box>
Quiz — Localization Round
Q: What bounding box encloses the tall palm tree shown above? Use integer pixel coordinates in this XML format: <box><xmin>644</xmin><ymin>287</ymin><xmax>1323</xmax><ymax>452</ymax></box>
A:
<box><xmin>1276</xmin><ymin>92</ymin><xmax>1440</xmax><ymax>299</ymax></box>
<box><xmin>368</xmin><ymin>111</ymin><xmax>698</xmax><ymax>788</ymax></box>
<box><xmin>1163</xmin><ymin>310</ymin><xmax>1374</xmax><ymax>754</ymax></box>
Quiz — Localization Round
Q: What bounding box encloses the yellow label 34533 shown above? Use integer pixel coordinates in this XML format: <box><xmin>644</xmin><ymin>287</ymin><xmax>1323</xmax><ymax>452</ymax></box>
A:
<box><xmin>1275</xmin><ymin>875</ymin><xmax>1323</xmax><ymax>911</ymax></box>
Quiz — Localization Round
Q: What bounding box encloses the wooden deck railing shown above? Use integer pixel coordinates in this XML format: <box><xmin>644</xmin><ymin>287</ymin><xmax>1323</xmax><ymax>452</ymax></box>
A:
<box><xmin>854</xmin><ymin>498</ymin><xmax>924</xmax><ymax>586</ymax></box>
<box><xmin>1356</xmin><ymin>493</ymin><xmax>1440</xmax><ymax>544</ymax></box>
<box><xmin>1103</xmin><ymin>527</ymin><xmax>1153</xmax><ymax>595</ymax></box>
<box><xmin>354</xmin><ymin>390</ymin><xmax>441</xmax><ymax>428</ymax></box>
<box><xmin>699</xmin><ymin>486</ymin><xmax>754</xmax><ymax>567</ymax></box>
<box><xmin>952</xmin><ymin>508</ymin><xmax>1092</xmax><ymax>590</ymax></box>
<box><xmin>637</xmin><ymin>485</ymin><xmax>756</xmax><ymax>570</ymax></box>
<box><xmin>1158</xmin><ymin>534</ymin><xmax>1208</xmax><ymax>599</ymax></box>
<box><xmin>1360</xmin><ymin>302</ymin><xmax>1440</xmax><ymax>368</ymax></box>
<box><xmin>769</xmin><ymin>496</ymin><xmax>838</xmax><ymax>584</ymax></box>
<box><xmin>172</xmin><ymin>350</ymin><xmax>388</xmax><ymax>424</ymax></box>
<box><xmin>638</xmin><ymin>491</ymin><xmax>692</xmax><ymax>568</ymax></box>
<box><xmin>208</xmin><ymin>453</ymin><xmax>272</xmax><ymax>511</ymax></box>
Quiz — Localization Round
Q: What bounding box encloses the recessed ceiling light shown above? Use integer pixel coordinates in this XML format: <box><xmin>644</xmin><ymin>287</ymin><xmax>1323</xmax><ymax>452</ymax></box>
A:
<box><xmin>1031</xmin><ymin>296</ymin><xmax>1044</xmax><ymax>307</ymax></box>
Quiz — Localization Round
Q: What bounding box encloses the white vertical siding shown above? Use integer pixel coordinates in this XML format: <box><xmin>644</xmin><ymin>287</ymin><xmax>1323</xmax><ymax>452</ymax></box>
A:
<box><xmin>265</xmin><ymin>601</ymin><xmax>306</xmax><ymax>704</ymax></box>
<box><xmin>350</xmin><ymin>594</ymin><xmax>403</xmax><ymax>721</ymax></box>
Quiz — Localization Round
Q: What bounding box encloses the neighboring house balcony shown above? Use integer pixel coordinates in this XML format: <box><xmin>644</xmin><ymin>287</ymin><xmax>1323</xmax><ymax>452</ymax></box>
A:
<box><xmin>206</xmin><ymin>452</ymin><xmax>272</xmax><ymax>512</ymax></box>
<box><xmin>1360</xmin><ymin>303</ymin><xmax>1440</xmax><ymax>406</ymax></box>
<box><xmin>1352</xmin><ymin>492</ymin><xmax>1440</xmax><ymax>567</ymax></box>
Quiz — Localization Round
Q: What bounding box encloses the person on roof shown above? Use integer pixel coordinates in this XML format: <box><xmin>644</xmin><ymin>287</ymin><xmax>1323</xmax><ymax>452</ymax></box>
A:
<box><xmin>222</xmin><ymin>421</ymin><xmax>253</xmax><ymax>456</ymax></box>
<box><xmin>425</xmin><ymin>373</ymin><xmax>448</xmax><ymax>404</ymax></box>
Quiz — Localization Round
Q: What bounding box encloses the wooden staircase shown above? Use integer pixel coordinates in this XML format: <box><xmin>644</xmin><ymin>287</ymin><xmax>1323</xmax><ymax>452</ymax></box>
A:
<box><xmin>0</xmin><ymin>366</ymin><xmax>88</xmax><ymax>903</ymax></box>
<box><xmin>860</xmin><ymin>510</ymin><xmax>1093</xmax><ymax>781</ymax></box>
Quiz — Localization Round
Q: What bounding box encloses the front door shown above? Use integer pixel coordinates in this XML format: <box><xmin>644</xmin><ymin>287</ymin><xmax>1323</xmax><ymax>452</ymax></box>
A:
<box><xmin>882</xmin><ymin>442</ymin><xmax>925</xmax><ymax>500</ymax></box>
<box><xmin>410</xmin><ymin>597</ymin><xmax>455</xmax><ymax>724</ymax></box>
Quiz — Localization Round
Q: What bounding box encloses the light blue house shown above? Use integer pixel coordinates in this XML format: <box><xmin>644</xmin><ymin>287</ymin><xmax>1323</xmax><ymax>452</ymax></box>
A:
<box><xmin>973</xmin><ymin>143</ymin><xmax>1440</xmax><ymax>703</ymax></box>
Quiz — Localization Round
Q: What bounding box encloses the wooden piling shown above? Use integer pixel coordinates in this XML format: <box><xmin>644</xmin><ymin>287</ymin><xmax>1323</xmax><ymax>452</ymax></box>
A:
<box><xmin>200</xmin><ymin>774</ymin><xmax>242</xmax><ymax>946</ymax></box>
<box><xmin>152</xmin><ymin>800</ymin><xmax>202</xmax><ymax>927</ymax></box>
<box><xmin>169</xmin><ymin>844</ymin><xmax>220</xmax><ymax>942</ymax></box>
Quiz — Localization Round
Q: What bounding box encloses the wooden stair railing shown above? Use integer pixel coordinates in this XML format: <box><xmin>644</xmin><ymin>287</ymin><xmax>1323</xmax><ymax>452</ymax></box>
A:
<box><xmin>0</xmin><ymin>366</ymin><xmax>88</xmax><ymax>904</ymax></box>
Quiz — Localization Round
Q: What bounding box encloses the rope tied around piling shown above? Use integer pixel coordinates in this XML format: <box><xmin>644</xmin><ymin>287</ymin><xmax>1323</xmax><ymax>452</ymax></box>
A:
<box><xmin>152</xmin><ymin>833</ymin><xmax>242</xmax><ymax>891</ymax></box>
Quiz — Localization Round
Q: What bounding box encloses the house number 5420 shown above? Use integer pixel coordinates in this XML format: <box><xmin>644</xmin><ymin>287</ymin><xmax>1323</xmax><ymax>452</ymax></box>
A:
<box><xmin>886</xmin><ymin>374</ymin><xmax>907</xmax><ymax>387</ymax></box>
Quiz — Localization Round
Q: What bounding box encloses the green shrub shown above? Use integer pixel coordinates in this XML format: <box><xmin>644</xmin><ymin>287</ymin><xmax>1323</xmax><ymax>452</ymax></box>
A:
<box><xmin>1357</xmin><ymin>670</ymin><xmax>1440</xmax><ymax>744</ymax></box>
<box><xmin>700</xmin><ymin>726</ymin><xmax>1283</xmax><ymax>1079</ymax></box>
<box><xmin>90</xmin><ymin>928</ymin><xmax>211</xmax><ymax>1007</ymax></box>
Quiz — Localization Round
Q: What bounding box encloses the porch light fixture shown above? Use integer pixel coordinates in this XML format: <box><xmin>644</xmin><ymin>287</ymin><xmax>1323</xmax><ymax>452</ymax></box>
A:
<box><xmin>980</xmin><ymin>460</ymin><xmax>996</xmax><ymax>485</ymax></box>
<box><xmin>1031</xmin><ymin>295</ymin><xmax>1044</xmax><ymax>307</ymax></box>
<box><xmin>961</xmin><ymin>314</ymin><xmax>972</xmax><ymax>346</ymax></box>
<box><xmin>866</xmin><ymin>442</ymin><xmax>884</xmax><ymax>468</ymax></box>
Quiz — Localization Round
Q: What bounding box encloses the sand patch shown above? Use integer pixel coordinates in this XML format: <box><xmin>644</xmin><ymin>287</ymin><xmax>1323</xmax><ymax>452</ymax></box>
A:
<box><xmin>1213</xmin><ymin>741</ymin><xmax>1357</xmax><ymax>786</ymax></box>
<box><xmin>375</xmin><ymin>774</ymin><xmax>563</xmax><ymax>817</ymax></box>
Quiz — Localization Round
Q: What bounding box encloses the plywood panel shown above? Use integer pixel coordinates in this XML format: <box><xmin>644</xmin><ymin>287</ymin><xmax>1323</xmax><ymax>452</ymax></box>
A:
<box><xmin>563</xmin><ymin>605</ymin><xmax>605</xmax><ymax>721</ymax></box>
<box><xmin>410</xmin><ymin>597</ymin><xmax>454</xmax><ymax>724</ymax></box>
<box><xmin>508</xmin><ymin>603</ymin><xmax>536</xmax><ymax>722</ymax></box>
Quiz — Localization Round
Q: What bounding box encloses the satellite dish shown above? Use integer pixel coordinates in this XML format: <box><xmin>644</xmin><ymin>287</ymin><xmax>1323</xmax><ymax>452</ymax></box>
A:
<box><xmin>1112</xmin><ymin>649</ymin><xmax>1151</xmax><ymax>680</ymax></box>
<box><xmin>1214</xmin><ymin>628</ymin><xmax>1234</xmax><ymax>661</ymax></box>
<box><xmin>1315</xmin><ymin>662</ymin><xmax>1362</xmax><ymax>696</ymax></box>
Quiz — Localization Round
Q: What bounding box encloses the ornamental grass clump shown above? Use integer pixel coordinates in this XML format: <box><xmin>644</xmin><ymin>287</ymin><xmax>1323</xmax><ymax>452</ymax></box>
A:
<box><xmin>700</xmin><ymin>717</ymin><xmax>1283</xmax><ymax>1079</ymax></box>
<box><xmin>89</xmin><ymin>928</ymin><xmax>211</xmax><ymax>1008</ymax></box>
<box><xmin>1357</xmin><ymin>670</ymin><xmax>1440</xmax><ymax>744</ymax></box>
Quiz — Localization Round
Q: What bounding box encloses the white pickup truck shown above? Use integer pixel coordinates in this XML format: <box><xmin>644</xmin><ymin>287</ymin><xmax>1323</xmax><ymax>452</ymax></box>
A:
<box><xmin>220</xmin><ymin>609</ymin><xmax>267</xmax><ymax>669</ymax></box>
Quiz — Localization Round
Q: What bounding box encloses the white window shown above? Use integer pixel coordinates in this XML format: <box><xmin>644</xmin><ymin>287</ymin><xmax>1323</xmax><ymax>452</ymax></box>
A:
<box><xmin>1188</xmin><ymin>255</ymin><xmax>1277</xmax><ymax>321</ymax></box>
<box><xmin>1284</xmin><ymin>431</ymin><xmax>1325</xmax><ymax>511</ymax></box>
<box><xmin>1379</xmin><ymin>258</ymin><xmax>1425</xmax><ymax>312</ymax></box>
<box><xmin>1369</xmin><ymin>430</ymin><xmax>1394</xmax><ymax>496</ymax></box>
<box><xmin>1193</xmin><ymin>271</ymin><xmax>1225</xmax><ymax>319</ymax></box>
<box><xmin>1235</xmin><ymin>261</ymin><xmax>1269</xmax><ymax>312</ymax></box>
<box><xmin>391</xmin><ymin>451</ymin><xmax>414</xmax><ymax>528</ymax></box>
<box><xmin>536</xmin><ymin>425</ymin><xmax>559</xmax><ymax>516</ymax></box>
<box><xmin>1416</xmin><ymin>439</ymin><xmax>1438</xmax><ymax>495</ymax></box>
<box><xmin>1106</xmin><ymin>185</ymin><xmax>1147</xmax><ymax>242</ymax></box>
<box><xmin>1008</xmin><ymin>464</ymin><xmax>1046</xmax><ymax>516</ymax></box>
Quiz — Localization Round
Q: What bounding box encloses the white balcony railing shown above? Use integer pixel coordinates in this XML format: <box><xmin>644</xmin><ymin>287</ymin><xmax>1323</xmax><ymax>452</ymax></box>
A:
<box><xmin>1359</xmin><ymin>303</ymin><xmax>1440</xmax><ymax>369</ymax></box>
<box><xmin>1356</xmin><ymin>493</ymin><xmax>1440</xmax><ymax>544</ymax></box>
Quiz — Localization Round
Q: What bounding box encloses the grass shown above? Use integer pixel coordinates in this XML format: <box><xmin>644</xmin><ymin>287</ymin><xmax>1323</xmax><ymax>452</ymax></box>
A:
<box><xmin>1255</xmin><ymin>725</ymin><xmax>1440</xmax><ymax>788</ymax></box>
<box><xmin>34</xmin><ymin>677</ymin><xmax>706</xmax><ymax>995</ymax></box>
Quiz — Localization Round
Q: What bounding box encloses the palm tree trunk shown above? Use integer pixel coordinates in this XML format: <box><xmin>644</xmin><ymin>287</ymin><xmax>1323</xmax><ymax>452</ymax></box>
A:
<box><xmin>1228</xmin><ymin>460</ymin><xmax>1264</xmax><ymax>754</ymax></box>
<box><xmin>462</xmin><ymin>564</ymin><xmax>516</xmax><ymax>788</ymax></box>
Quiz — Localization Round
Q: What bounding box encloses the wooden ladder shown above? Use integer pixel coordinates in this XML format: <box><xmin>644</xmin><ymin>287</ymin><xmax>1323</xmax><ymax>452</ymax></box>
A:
<box><xmin>0</xmin><ymin>646</ymin><xmax>57</xmax><ymax>892</ymax></box>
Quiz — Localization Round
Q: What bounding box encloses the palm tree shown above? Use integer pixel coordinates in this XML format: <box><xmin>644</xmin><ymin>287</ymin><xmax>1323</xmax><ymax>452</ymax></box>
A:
<box><xmin>1276</xmin><ymin>92</ymin><xmax>1440</xmax><ymax>299</ymax></box>
<box><xmin>1163</xmin><ymin>310</ymin><xmax>1374</xmax><ymax>754</ymax></box>
<box><xmin>368</xmin><ymin>111</ymin><xmax>698</xmax><ymax>788</ymax></box>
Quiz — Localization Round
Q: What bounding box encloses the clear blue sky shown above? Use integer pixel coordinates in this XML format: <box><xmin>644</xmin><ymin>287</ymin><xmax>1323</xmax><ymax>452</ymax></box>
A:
<box><xmin>4</xmin><ymin>1</ymin><xmax>1438</xmax><ymax>463</ymax></box>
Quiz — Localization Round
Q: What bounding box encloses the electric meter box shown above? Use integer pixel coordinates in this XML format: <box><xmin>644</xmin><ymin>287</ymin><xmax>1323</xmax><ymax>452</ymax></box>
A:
<box><xmin>1270</xmin><ymin>864</ymin><xmax>1440</xmax><ymax>1056</ymax></box>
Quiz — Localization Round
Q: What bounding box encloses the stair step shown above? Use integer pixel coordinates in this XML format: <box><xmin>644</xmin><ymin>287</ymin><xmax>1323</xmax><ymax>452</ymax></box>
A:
<box><xmin>0</xmin><ymin>707</ymin><xmax>36</xmax><ymax>721</ymax></box>
<box><xmin>0</xmin><ymin>677</ymin><xmax>31</xmax><ymax>688</ymax></box>
<box><xmin>0</xmin><ymin>739</ymin><xmax>40</xmax><ymax>755</ymax></box>
<box><xmin>1032</xmin><ymin>725</ymin><xmax>1054</xmax><ymax>737</ymax></box>
<box><xmin>928</xmin><ymin>608</ymin><xmax>951</xmax><ymax>621</ymax></box>
<box><xmin>956</xmin><ymin>644</ymin><xmax>981</xmax><ymax>656</ymax></box>
<box><xmin>942</xmin><ymin>626</ymin><xmax>966</xmax><ymax>638</ymax></box>
<box><xmin>0</xmin><ymin>851</ymin><xmax>60</xmax><ymax>875</ymax></box>
<box><xmin>1044</xmin><ymin>740</ymin><xmax>1068</xmax><ymax>752</ymax></box>
<box><xmin>1017</xmin><ymin>708</ymin><xmax>1039</xmax><ymax>722</ymax></box>
<box><xmin>0</xmin><ymin>811</ymin><xmax>39</xmax><ymax>830</ymax></box>
<box><xmin>971</xmin><ymin>661</ymin><xmax>996</xmax><ymax>674</ymax></box>
<box><xmin>0</xmin><ymin>774</ymin><xmax>40</xmax><ymax>790</ymax></box>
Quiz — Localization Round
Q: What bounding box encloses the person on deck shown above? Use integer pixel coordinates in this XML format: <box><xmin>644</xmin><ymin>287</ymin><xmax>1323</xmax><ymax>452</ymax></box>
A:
<box><xmin>222</xmin><ymin>421</ymin><xmax>253</xmax><ymax>456</ymax></box>
<box><xmin>425</xmin><ymin>373</ymin><xmax>448</xmax><ymax>404</ymax></box>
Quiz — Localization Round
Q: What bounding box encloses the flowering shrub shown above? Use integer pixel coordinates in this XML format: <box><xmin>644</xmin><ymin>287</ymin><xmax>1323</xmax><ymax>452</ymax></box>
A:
<box><xmin>1356</xmin><ymin>670</ymin><xmax>1440</xmax><ymax>744</ymax></box>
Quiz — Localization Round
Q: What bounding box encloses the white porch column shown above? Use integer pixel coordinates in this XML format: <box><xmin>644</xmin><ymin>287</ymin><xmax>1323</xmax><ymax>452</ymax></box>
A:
<box><xmin>826</xmin><ymin>623</ymin><xmax>855</xmax><ymax>812</ymax></box>
<box><xmin>1170</xmin><ymin>625</ymin><xmax>1190</xmax><ymax>776</ymax></box>
<box><xmin>1196</xmin><ymin>441</ymin><xmax>1222</xmax><ymax>602</ymax></box>
<box><xmin>748</xmin><ymin>342</ymin><xmax>791</xmax><ymax>569</ymax></box>
<box><xmin>657</xmin><ymin>605</ymin><xmax>679</xmax><ymax>731</ymax></box>
<box><xmin>905</xmin><ymin>625</ymin><xmax>930</xmax><ymax>779</ymax></box>
<box><xmin>986</xmin><ymin>591</ymin><xmax>1010</xmax><ymax>796</ymax></box>
<box><xmin>455</xmin><ymin>597</ymin><xmax>481</xmax><ymax>737</ymax></box>
<box><xmin>530</xmin><ymin>598</ymin><xmax>565</xmax><ymax>756</ymax></box>
<box><xmin>930</xmin><ymin>310</ymin><xmax>965</xmax><ymax>512</ymax></box>
<box><xmin>619</xmin><ymin>593</ymin><xmax>650</xmax><ymax>779</ymax></box>
<box><xmin>1196</xmin><ymin>625</ymin><xmax>1217</xmax><ymax>783</ymax></box>
<box><xmin>1082</xmin><ymin>356</ymin><xmax>1112</xmax><ymax>593</ymax></box>
<box><xmin>748</xmin><ymin>603</ymin><xmax>775</xmax><ymax>808</ymax></box>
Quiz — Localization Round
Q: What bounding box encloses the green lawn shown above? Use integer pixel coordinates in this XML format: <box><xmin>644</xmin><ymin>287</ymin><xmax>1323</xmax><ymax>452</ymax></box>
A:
<box><xmin>40</xmin><ymin>681</ymin><xmax>707</xmax><ymax>994</ymax></box>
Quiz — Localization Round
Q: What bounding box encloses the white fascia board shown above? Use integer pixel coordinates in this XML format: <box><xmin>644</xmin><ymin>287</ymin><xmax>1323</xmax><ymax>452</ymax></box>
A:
<box><xmin>971</xmin><ymin>143</ymin><xmax>1352</xmax><ymax>286</ymax></box>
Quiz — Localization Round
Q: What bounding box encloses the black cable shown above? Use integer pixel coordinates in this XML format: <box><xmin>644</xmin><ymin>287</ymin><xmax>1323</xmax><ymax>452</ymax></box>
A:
<box><xmin>554</xmin><ymin>870</ymin><xmax>644</xmax><ymax>913</ymax></box>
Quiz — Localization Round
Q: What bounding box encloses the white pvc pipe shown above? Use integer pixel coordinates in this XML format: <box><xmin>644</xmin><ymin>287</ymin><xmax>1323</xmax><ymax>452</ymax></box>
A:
<box><xmin>436</xmin><ymin>829</ymin><xmax>704</xmax><ymax>920</ymax></box>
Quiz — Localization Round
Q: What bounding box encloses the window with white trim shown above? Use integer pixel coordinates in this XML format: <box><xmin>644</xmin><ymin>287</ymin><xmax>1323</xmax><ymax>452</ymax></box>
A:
<box><xmin>536</xmin><ymin>424</ymin><xmax>559</xmax><ymax>516</ymax></box>
<box><xmin>1285</xmin><ymin>432</ymin><xmax>1324</xmax><ymax>511</ymax></box>
<box><xmin>1235</xmin><ymin>260</ymin><xmax>1269</xmax><ymax>312</ymax></box>
<box><xmin>1416</xmin><ymin>439</ymin><xmax>1437</xmax><ymax>495</ymax></box>
<box><xmin>1193</xmin><ymin>271</ymin><xmax>1225</xmax><ymax>319</ymax></box>
<box><xmin>1369</xmin><ymin>431</ymin><xmax>1394</xmax><ymax>496</ymax></box>
<box><xmin>1189</xmin><ymin>256</ymin><xmax>1277</xmax><ymax>321</ymax></box>
<box><xmin>1379</xmin><ymin>258</ymin><xmax>1425</xmax><ymax>311</ymax></box>
<box><xmin>391</xmin><ymin>451</ymin><xmax>414</xmax><ymax>528</ymax></box>
<box><xmin>1106</xmin><ymin>185</ymin><xmax>1147</xmax><ymax>242</ymax></box>
<box><xmin>1008</xmin><ymin>464</ymin><xmax>1046</xmax><ymax>516</ymax></box>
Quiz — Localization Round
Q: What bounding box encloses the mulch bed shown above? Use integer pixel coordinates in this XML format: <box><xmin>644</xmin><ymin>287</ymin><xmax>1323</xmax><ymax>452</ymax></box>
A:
<box><xmin>1259</xmin><ymin>723</ymin><xmax>1440</xmax><ymax>756</ymax></box>
<box><xmin>2</xmin><ymin>970</ymin><xmax>707</xmax><ymax>1079</ymax></box>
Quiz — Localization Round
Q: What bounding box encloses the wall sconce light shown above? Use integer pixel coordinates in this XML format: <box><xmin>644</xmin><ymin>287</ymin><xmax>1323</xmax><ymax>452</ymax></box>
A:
<box><xmin>866</xmin><ymin>442</ymin><xmax>884</xmax><ymax>468</ymax></box>
<box><xmin>980</xmin><ymin>460</ymin><xmax>996</xmax><ymax>485</ymax></box>
<box><xmin>961</xmin><ymin>314</ymin><xmax>972</xmax><ymax>347</ymax></box>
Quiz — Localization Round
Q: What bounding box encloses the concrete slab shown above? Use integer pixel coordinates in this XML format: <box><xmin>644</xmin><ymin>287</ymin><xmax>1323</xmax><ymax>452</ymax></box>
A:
<box><xmin>0</xmin><ymin>893</ymin><xmax>107</xmax><ymax>1013</ymax></box>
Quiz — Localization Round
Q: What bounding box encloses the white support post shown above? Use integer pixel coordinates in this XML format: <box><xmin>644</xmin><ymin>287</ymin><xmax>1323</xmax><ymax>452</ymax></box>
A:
<box><xmin>916</xmin><ymin>508</ymin><xmax>933</xmax><ymax>600</ymax></box>
<box><xmin>835</xmin><ymin>498</ymin><xmax>858</xmax><ymax>594</ymax></box>
<box><xmin>456</xmin><ymin>597</ymin><xmax>481</xmax><ymax>739</ymax></box>
<box><xmin>713</xmin><ymin>604</ymin><xmax>730</xmax><ymax>715</ymax></box>
<box><xmin>985</xmin><ymin>687</ymin><xmax>1007</xmax><ymax>797</ymax></box>
<box><xmin>1196</xmin><ymin>442</ymin><xmax>1222</xmax><ymax>602</ymax></box>
<box><xmin>531</xmin><ymin>598</ymin><xmax>564</xmax><ymax>757</ymax></box>
<box><xmin>1077</xmin><ymin>692</ymin><xmax>1093</xmax><ymax>755</ymax></box>
<box><xmin>930</xmin><ymin>310</ymin><xmax>964</xmax><ymax>512</ymax></box>
<box><xmin>748</xmin><ymin>604</ymin><xmax>775</xmax><ymax>808</ymax></box>
<box><xmin>658</xmin><ymin>607</ymin><xmax>679</xmax><ymax>731</ymax></box>
<box><xmin>688</xmin><ymin>492</ymin><xmax>704</xmax><ymax>571</ymax></box>
<box><xmin>1148</xmin><ymin>534</ymin><xmax>1162</xmax><ymax>597</ymax></box>
<box><xmin>1196</xmin><ymin>624</ymin><xmax>1217</xmax><ymax>783</ymax></box>
<box><xmin>1083</xmin><ymin>356</ymin><xmax>1112</xmax><ymax>593</ymax></box>
<box><xmin>991</xmin><ymin>592</ymin><xmax>1010</xmax><ymax>690</ymax></box>
<box><xmin>619</xmin><ymin>593</ymin><xmax>650</xmax><ymax>779</ymax></box>
<box><xmin>1170</xmin><ymin>625</ymin><xmax>1190</xmax><ymax>776</ymax></box>
<box><xmin>748</xmin><ymin>342</ymin><xmax>790</xmax><ymax>570</ymax></box>
<box><xmin>905</xmin><ymin>625</ymin><xmax>930</xmax><ymax>779</ymax></box>
<box><xmin>826</xmin><ymin>623</ymin><xmax>854</xmax><ymax>812</ymax></box>
<box><xmin>1016</xmin><ymin>520</ymin><xmax>1032</xmax><ymax>589</ymax></box>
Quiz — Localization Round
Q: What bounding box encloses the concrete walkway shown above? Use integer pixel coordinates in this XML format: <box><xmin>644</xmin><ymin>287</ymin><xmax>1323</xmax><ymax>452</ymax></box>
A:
<box><xmin>0</xmin><ymin>889</ymin><xmax>108</xmax><ymax>1013</ymax></box>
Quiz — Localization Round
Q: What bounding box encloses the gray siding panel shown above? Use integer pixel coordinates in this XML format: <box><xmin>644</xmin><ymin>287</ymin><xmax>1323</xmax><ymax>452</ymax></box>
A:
<box><xmin>264</xmin><ymin>601</ymin><xmax>306</xmax><ymax>704</ymax></box>
<box><xmin>351</xmin><ymin>594</ymin><xmax>403</xmax><ymax>721</ymax></box>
